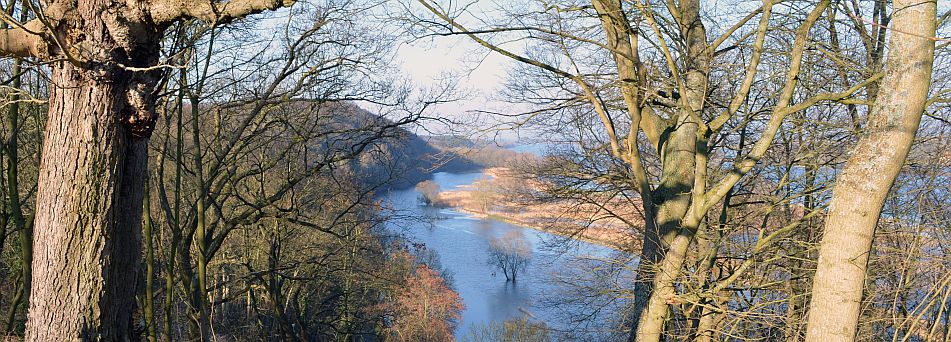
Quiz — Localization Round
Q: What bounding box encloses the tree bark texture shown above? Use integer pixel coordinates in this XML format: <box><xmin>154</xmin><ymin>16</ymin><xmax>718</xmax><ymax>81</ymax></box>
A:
<box><xmin>631</xmin><ymin>116</ymin><xmax>699</xmax><ymax>342</ymax></box>
<box><xmin>26</xmin><ymin>59</ymin><xmax>151</xmax><ymax>339</ymax></box>
<box><xmin>805</xmin><ymin>0</ymin><xmax>936</xmax><ymax>340</ymax></box>
<box><xmin>24</xmin><ymin>0</ymin><xmax>160</xmax><ymax>338</ymax></box>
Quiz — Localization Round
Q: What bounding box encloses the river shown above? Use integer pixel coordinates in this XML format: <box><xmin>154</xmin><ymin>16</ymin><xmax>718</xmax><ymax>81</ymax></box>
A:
<box><xmin>382</xmin><ymin>171</ymin><xmax>630</xmax><ymax>339</ymax></box>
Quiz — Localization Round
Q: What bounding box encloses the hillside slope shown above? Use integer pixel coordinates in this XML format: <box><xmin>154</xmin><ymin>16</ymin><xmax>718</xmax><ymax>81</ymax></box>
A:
<box><xmin>328</xmin><ymin>103</ymin><xmax>482</xmax><ymax>190</ymax></box>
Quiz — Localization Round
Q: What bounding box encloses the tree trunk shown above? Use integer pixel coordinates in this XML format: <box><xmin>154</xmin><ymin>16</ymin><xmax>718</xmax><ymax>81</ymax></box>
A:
<box><xmin>25</xmin><ymin>59</ymin><xmax>150</xmax><ymax>339</ymax></box>
<box><xmin>18</xmin><ymin>0</ymin><xmax>166</xmax><ymax>337</ymax></box>
<box><xmin>1</xmin><ymin>0</ymin><xmax>289</xmax><ymax>337</ymax></box>
<box><xmin>585</xmin><ymin>1</ymin><xmax>703</xmax><ymax>338</ymax></box>
<box><xmin>3</xmin><ymin>55</ymin><xmax>31</xmax><ymax>334</ymax></box>
<box><xmin>631</xmin><ymin>119</ymin><xmax>698</xmax><ymax>341</ymax></box>
<box><xmin>804</xmin><ymin>0</ymin><xmax>936</xmax><ymax>340</ymax></box>
<box><xmin>631</xmin><ymin>0</ymin><xmax>707</xmax><ymax>339</ymax></box>
<box><xmin>143</xmin><ymin>178</ymin><xmax>158</xmax><ymax>342</ymax></box>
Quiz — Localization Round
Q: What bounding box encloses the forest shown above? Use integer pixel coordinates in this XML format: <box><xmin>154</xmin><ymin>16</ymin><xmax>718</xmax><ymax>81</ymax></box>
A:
<box><xmin>0</xmin><ymin>0</ymin><xmax>948</xmax><ymax>341</ymax></box>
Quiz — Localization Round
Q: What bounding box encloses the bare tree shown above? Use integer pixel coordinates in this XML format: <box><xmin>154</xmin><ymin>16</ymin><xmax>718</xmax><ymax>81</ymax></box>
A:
<box><xmin>408</xmin><ymin>1</ymin><xmax>881</xmax><ymax>339</ymax></box>
<box><xmin>487</xmin><ymin>230</ymin><xmax>531</xmax><ymax>282</ymax></box>
<box><xmin>470</xmin><ymin>176</ymin><xmax>497</xmax><ymax>213</ymax></box>
<box><xmin>416</xmin><ymin>179</ymin><xmax>442</xmax><ymax>205</ymax></box>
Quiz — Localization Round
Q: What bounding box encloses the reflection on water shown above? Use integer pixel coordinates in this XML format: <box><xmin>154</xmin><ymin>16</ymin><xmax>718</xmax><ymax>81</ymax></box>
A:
<box><xmin>382</xmin><ymin>171</ymin><xmax>626</xmax><ymax>337</ymax></box>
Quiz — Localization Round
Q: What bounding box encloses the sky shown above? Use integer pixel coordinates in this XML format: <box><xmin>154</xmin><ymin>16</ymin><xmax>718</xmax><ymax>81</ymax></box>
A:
<box><xmin>397</xmin><ymin>38</ymin><xmax>508</xmax><ymax>106</ymax></box>
<box><xmin>387</xmin><ymin>0</ymin><xmax>536</xmax><ymax>142</ymax></box>
<box><xmin>395</xmin><ymin>35</ymin><xmax>525</xmax><ymax>140</ymax></box>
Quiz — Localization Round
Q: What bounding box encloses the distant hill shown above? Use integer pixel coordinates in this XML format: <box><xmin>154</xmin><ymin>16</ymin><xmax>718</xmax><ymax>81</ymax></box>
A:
<box><xmin>325</xmin><ymin>103</ymin><xmax>524</xmax><ymax>190</ymax></box>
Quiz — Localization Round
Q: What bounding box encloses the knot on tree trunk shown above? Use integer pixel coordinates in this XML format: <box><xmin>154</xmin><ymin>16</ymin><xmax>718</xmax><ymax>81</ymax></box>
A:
<box><xmin>122</xmin><ymin>75</ymin><xmax>158</xmax><ymax>138</ymax></box>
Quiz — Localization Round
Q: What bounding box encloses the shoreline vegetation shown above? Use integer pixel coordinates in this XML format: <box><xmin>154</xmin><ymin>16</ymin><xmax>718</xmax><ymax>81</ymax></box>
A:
<box><xmin>425</xmin><ymin>168</ymin><xmax>643</xmax><ymax>250</ymax></box>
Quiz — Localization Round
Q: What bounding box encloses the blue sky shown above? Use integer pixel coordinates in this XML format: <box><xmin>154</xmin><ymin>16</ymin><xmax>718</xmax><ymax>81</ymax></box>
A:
<box><xmin>396</xmin><ymin>33</ymin><xmax>527</xmax><ymax>140</ymax></box>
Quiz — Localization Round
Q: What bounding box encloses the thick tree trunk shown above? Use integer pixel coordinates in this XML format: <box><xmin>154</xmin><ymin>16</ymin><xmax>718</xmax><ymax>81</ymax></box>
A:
<box><xmin>18</xmin><ymin>0</ymin><xmax>164</xmax><ymax>337</ymax></box>
<box><xmin>25</xmin><ymin>60</ymin><xmax>149</xmax><ymax>340</ymax></box>
<box><xmin>2</xmin><ymin>0</ymin><xmax>287</xmax><ymax>337</ymax></box>
<box><xmin>631</xmin><ymin>118</ymin><xmax>698</xmax><ymax>341</ymax></box>
<box><xmin>804</xmin><ymin>0</ymin><xmax>936</xmax><ymax>340</ymax></box>
<box><xmin>631</xmin><ymin>1</ymin><xmax>708</xmax><ymax>339</ymax></box>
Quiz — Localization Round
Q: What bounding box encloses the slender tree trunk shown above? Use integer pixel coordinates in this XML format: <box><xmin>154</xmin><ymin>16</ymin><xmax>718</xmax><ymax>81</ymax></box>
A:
<box><xmin>3</xmin><ymin>271</ymin><xmax>23</xmax><ymax>332</ymax></box>
<box><xmin>163</xmin><ymin>225</ymin><xmax>180</xmax><ymax>342</ymax></box>
<box><xmin>144</xmin><ymin>178</ymin><xmax>158</xmax><ymax>342</ymax></box>
<box><xmin>2</xmin><ymin>56</ymin><xmax>31</xmax><ymax>334</ymax></box>
<box><xmin>805</xmin><ymin>1</ymin><xmax>936</xmax><ymax>340</ymax></box>
<box><xmin>179</xmin><ymin>229</ymin><xmax>203</xmax><ymax>340</ymax></box>
<box><xmin>0</xmin><ymin>0</ymin><xmax>18</xmax><ymax>278</ymax></box>
<box><xmin>190</xmin><ymin>90</ymin><xmax>213</xmax><ymax>341</ymax></box>
<box><xmin>165</xmin><ymin>80</ymin><xmax>186</xmax><ymax>342</ymax></box>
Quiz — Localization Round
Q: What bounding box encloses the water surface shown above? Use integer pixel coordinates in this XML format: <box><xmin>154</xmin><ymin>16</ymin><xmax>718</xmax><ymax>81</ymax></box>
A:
<box><xmin>383</xmin><ymin>171</ymin><xmax>625</xmax><ymax>336</ymax></box>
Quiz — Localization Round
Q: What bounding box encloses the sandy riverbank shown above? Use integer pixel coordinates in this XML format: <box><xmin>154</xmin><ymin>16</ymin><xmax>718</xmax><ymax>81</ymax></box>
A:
<box><xmin>434</xmin><ymin>168</ymin><xmax>643</xmax><ymax>250</ymax></box>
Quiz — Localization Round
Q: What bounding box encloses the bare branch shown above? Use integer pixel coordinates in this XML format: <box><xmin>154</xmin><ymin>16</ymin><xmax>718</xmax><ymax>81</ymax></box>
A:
<box><xmin>151</xmin><ymin>0</ymin><xmax>295</xmax><ymax>25</ymax></box>
<box><xmin>0</xmin><ymin>19</ymin><xmax>46</xmax><ymax>58</ymax></box>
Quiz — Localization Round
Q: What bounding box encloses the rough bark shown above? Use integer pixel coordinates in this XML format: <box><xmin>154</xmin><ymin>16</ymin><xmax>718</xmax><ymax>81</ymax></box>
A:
<box><xmin>26</xmin><ymin>59</ymin><xmax>150</xmax><ymax>339</ymax></box>
<box><xmin>150</xmin><ymin>0</ymin><xmax>293</xmax><ymax>24</ymax></box>
<box><xmin>0</xmin><ymin>20</ymin><xmax>49</xmax><ymax>58</ymax></box>
<box><xmin>22</xmin><ymin>0</ymin><xmax>161</xmax><ymax>337</ymax></box>
<box><xmin>804</xmin><ymin>0</ymin><xmax>936</xmax><ymax>340</ymax></box>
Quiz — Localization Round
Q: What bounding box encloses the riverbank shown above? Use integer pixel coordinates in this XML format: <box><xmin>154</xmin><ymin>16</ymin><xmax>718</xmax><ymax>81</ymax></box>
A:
<box><xmin>434</xmin><ymin>168</ymin><xmax>642</xmax><ymax>250</ymax></box>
